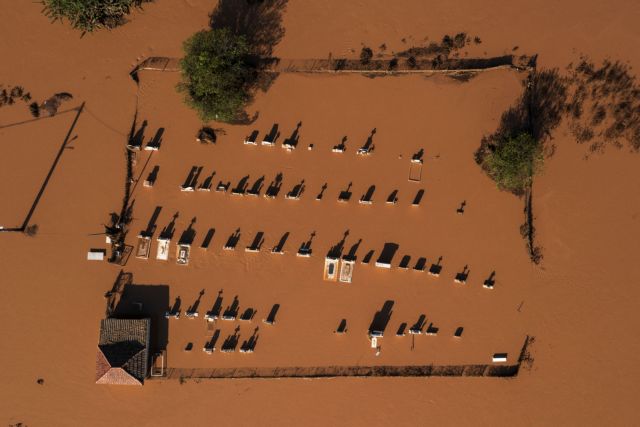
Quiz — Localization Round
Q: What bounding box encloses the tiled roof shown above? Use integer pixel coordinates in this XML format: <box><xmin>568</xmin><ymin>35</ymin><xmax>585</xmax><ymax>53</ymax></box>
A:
<box><xmin>99</xmin><ymin>318</ymin><xmax>148</xmax><ymax>346</ymax></box>
<box><xmin>95</xmin><ymin>366</ymin><xmax>142</xmax><ymax>386</ymax></box>
<box><xmin>96</xmin><ymin>318</ymin><xmax>150</xmax><ymax>385</ymax></box>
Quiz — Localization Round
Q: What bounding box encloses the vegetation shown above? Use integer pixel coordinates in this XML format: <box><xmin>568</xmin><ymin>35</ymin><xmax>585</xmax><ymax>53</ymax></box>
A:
<box><xmin>41</xmin><ymin>0</ymin><xmax>152</xmax><ymax>33</ymax></box>
<box><xmin>566</xmin><ymin>58</ymin><xmax>640</xmax><ymax>153</ymax></box>
<box><xmin>29</xmin><ymin>102</ymin><xmax>41</xmax><ymax>117</ymax></box>
<box><xmin>476</xmin><ymin>69</ymin><xmax>568</xmax><ymax>264</ymax></box>
<box><xmin>480</xmin><ymin>132</ymin><xmax>542</xmax><ymax>194</ymax></box>
<box><xmin>360</xmin><ymin>47</ymin><xmax>373</xmax><ymax>65</ymax></box>
<box><xmin>476</xmin><ymin>69</ymin><xmax>567</xmax><ymax>194</ymax></box>
<box><xmin>396</xmin><ymin>32</ymin><xmax>476</xmax><ymax>64</ymax></box>
<box><xmin>196</xmin><ymin>126</ymin><xmax>217</xmax><ymax>144</ymax></box>
<box><xmin>448</xmin><ymin>71</ymin><xmax>477</xmax><ymax>82</ymax></box>
<box><xmin>41</xmin><ymin>92</ymin><xmax>74</xmax><ymax>116</ymax></box>
<box><xmin>178</xmin><ymin>29</ymin><xmax>254</xmax><ymax>122</ymax></box>
<box><xmin>24</xmin><ymin>224</ymin><xmax>39</xmax><ymax>237</ymax></box>
<box><xmin>0</xmin><ymin>85</ymin><xmax>31</xmax><ymax>107</ymax></box>
<box><xmin>478</xmin><ymin>129</ymin><xmax>545</xmax><ymax>264</ymax></box>
<box><xmin>1</xmin><ymin>85</ymin><xmax>74</xmax><ymax>118</ymax></box>
<box><xmin>441</xmin><ymin>32</ymin><xmax>468</xmax><ymax>50</ymax></box>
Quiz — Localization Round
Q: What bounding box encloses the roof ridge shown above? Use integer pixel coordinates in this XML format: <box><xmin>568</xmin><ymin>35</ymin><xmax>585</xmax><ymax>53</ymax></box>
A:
<box><xmin>96</xmin><ymin>367</ymin><xmax>142</xmax><ymax>386</ymax></box>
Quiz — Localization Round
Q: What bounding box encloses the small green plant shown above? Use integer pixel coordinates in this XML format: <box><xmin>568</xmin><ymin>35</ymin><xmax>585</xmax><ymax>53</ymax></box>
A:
<box><xmin>41</xmin><ymin>0</ymin><xmax>152</xmax><ymax>33</ymax></box>
<box><xmin>177</xmin><ymin>29</ymin><xmax>253</xmax><ymax>122</ymax></box>
<box><xmin>480</xmin><ymin>132</ymin><xmax>543</xmax><ymax>194</ymax></box>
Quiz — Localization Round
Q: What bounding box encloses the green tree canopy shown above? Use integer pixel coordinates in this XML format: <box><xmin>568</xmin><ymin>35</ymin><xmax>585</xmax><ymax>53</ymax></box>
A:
<box><xmin>178</xmin><ymin>29</ymin><xmax>254</xmax><ymax>123</ymax></box>
<box><xmin>481</xmin><ymin>132</ymin><xmax>543</xmax><ymax>194</ymax></box>
<box><xmin>42</xmin><ymin>0</ymin><xmax>151</xmax><ymax>32</ymax></box>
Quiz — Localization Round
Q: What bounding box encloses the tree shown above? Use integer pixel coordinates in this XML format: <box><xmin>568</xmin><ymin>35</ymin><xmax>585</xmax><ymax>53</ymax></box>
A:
<box><xmin>177</xmin><ymin>29</ymin><xmax>253</xmax><ymax>122</ymax></box>
<box><xmin>481</xmin><ymin>132</ymin><xmax>542</xmax><ymax>194</ymax></box>
<box><xmin>41</xmin><ymin>0</ymin><xmax>152</xmax><ymax>33</ymax></box>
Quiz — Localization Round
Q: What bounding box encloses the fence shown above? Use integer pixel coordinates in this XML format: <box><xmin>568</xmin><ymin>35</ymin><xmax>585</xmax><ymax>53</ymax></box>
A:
<box><xmin>130</xmin><ymin>54</ymin><xmax>535</xmax><ymax>78</ymax></box>
<box><xmin>161</xmin><ymin>363</ymin><xmax>518</xmax><ymax>381</ymax></box>
<box><xmin>150</xmin><ymin>336</ymin><xmax>533</xmax><ymax>382</ymax></box>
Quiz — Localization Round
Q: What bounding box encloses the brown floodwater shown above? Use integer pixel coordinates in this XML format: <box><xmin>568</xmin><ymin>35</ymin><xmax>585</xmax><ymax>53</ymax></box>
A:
<box><xmin>1</xmin><ymin>1</ymin><xmax>639</xmax><ymax>425</ymax></box>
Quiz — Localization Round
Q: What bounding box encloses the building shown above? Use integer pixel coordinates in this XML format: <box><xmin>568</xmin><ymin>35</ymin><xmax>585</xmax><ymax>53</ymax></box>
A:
<box><xmin>95</xmin><ymin>318</ymin><xmax>150</xmax><ymax>385</ymax></box>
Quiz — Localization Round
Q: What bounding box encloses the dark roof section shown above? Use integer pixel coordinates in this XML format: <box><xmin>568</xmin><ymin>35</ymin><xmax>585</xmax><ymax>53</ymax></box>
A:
<box><xmin>96</xmin><ymin>318</ymin><xmax>150</xmax><ymax>385</ymax></box>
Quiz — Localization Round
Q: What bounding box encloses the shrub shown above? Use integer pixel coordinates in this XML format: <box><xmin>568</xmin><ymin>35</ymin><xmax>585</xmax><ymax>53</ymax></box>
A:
<box><xmin>29</xmin><ymin>102</ymin><xmax>41</xmax><ymax>117</ymax></box>
<box><xmin>442</xmin><ymin>33</ymin><xmax>467</xmax><ymax>51</ymax></box>
<box><xmin>0</xmin><ymin>85</ymin><xmax>32</xmax><ymax>107</ymax></box>
<box><xmin>360</xmin><ymin>47</ymin><xmax>373</xmax><ymax>65</ymax></box>
<box><xmin>441</xmin><ymin>35</ymin><xmax>453</xmax><ymax>50</ymax></box>
<box><xmin>41</xmin><ymin>0</ymin><xmax>152</xmax><ymax>33</ymax></box>
<box><xmin>453</xmin><ymin>32</ymin><xmax>467</xmax><ymax>49</ymax></box>
<box><xmin>41</xmin><ymin>92</ymin><xmax>74</xmax><ymax>116</ymax></box>
<box><xmin>196</xmin><ymin>126</ymin><xmax>216</xmax><ymax>144</ymax></box>
<box><xmin>178</xmin><ymin>29</ymin><xmax>253</xmax><ymax>122</ymax></box>
<box><xmin>481</xmin><ymin>132</ymin><xmax>542</xmax><ymax>194</ymax></box>
<box><xmin>24</xmin><ymin>224</ymin><xmax>39</xmax><ymax>237</ymax></box>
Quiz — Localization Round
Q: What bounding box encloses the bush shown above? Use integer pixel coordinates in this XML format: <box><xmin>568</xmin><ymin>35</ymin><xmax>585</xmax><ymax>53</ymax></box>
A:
<box><xmin>0</xmin><ymin>85</ymin><xmax>31</xmax><ymax>107</ymax></box>
<box><xmin>196</xmin><ymin>126</ymin><xmax>216</xmax><ymax>144</ymax></box>
<box><xmin>29</xmin><ymin>102</ymin><xmax>41</xmax><ymax>117</ymax></box>
<box><xmin>453</xmin><ymin>32</ymin><xmax>467</xmax><ymax>49</ymax></box>
<box><xmin>41</xmin><ymin>0</ymin><xmax>152</xmax><ymax>33</ymax></box>
<box><xmin>441</xmin><ymin>33</ymin><xmax>467</xmax><ymax>51</ymax></box>
<box><xmin>24</xmin><ymin>224</ymin><xmax>39</xmax><ymax>237</ymax></box>
<box><xmin>360</xmin><ymin>47</ymin><xmax>373</xmax><ymax>65</ymax></box>
<box><xmin>441</xmin><ymin>35</ymin><xmax>453</xmax><ymax>50</ymax></box>
<box><xmin>178</xmin><ymin>29</ymin><xmax>253</xmax><ymax>122</ymax></box>
<box><xmin>41</xmin><ymin>92</ymin><xmax>74</xmax><ymax>116</ymax></box>
<box><xmin>481</xmin><ymin>132</ymin><xmax>542</xmax><ymax>194</ymax></box>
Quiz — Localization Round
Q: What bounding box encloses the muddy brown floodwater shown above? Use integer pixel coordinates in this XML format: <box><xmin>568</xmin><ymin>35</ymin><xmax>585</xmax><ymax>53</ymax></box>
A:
<box><xmin>1</xmin><ymin>1</ymin><xmax>639</xmax><ymax>426</ymax></box>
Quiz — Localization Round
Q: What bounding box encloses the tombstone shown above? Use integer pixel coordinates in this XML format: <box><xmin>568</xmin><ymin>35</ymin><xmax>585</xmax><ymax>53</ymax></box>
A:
<box><xmin>412</xmin><ymin>189</ymin><xmax>425</xmax><ymax>206</ymax></box>
<box><xmin>244</xmin><ymin>130</ymin><xmax>259</xmax><ymax>145</ymax></box>
<box><xmin>492</xmin><ymin>353</ymin><xmax>508</xmax><ymax>363</ymax></box>
<box><xmin>336</xmin><ymin>319</ymin><xmax>347</xmax><ymax>334</ymax></box>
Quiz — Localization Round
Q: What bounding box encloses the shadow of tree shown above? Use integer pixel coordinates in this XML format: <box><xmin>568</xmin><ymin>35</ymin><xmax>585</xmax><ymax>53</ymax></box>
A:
<box><xmin>209</xmin><ymin>0</ymin><xmax>287</xmax><ymax>58</ymax></box>
<box><xmin>474</xmin><ymin>58</ymin><xmax>640</xmax><ymax>264</ymax></box>
<box><xmin>206</xmin><ymin>0</ymin><xmax>288</xmax><ymax>123</ymax></box>
<box><xmin>475</xmin><ymin>69</ymin><xmax>567</xmax><ymax>265</ymax></box>
<box><xmin>495</xmin><ymin>69</ymin><xmax>567</xmax><ymax>145</ymax></box>
<box><xmin>475</xmin><ymin>68</ymin><xmax>568</xmax><ymax>174</ymax></box>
